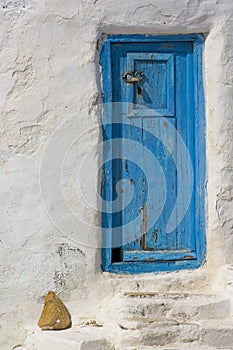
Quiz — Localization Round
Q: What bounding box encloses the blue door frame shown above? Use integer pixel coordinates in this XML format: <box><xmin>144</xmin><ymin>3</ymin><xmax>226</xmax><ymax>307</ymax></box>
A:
<box><xmin>100</xmin><ymin>34</ymin><xmax>206</xmax><ymax>274</ymax></box>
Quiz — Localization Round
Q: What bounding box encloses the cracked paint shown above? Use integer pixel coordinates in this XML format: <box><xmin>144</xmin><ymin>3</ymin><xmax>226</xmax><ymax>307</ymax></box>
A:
<box><xmin>140</xmin><ymin>201</ymin><xmax>147</xmax><ymax>250</ymax></box>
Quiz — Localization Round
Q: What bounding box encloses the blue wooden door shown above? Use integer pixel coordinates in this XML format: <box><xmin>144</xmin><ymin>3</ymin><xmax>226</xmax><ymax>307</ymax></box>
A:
<box><xmin>101</xmin><ymin>35</ymin><xmax>206</xmax><ymax>273</ymax></box>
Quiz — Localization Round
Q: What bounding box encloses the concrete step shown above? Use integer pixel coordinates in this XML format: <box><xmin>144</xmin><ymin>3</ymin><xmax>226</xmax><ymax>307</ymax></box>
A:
<box><xmin>199</xmin><ymin>320</ymin><xmax>233</xmax><ymax>349</ymax></box>
<box><xmin>24</xmin><ymin>327</ymin><xmax>114</xmax><ymax>350</ymax></box>
<box><xmin>115</xmin><ymin>321</ymin><xmax>200</xmax><ymax>348</ymax></box>
<box><xmin>116</xmin><ymin>318</ymin><xmax>233</xmax><ymax>349</ymax></box>
<box><xmin>117</xmin><ymin>293</ymin><xmax>231</xmax><ymax>324</ymax></box>
<box><xmin>126</xmin><ymin>345</ymin><xmax>231</xmax><ymax>350</ymax></box>
<box><xmin>23</xmin><ymin>319</ymin><xmax>233</xmax><ymax>350</ymax></box>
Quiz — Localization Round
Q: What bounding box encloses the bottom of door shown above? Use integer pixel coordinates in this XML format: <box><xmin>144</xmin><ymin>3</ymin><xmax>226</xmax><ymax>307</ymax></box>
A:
<box><xmin>102</xmin><ymin>255</ymin><xmax>203</xmax><ymax>274</ymax></box>
<box><xmin>123</xmin><ymin>250</ymin><xmax>196</xmax><ymax>262</ymax></box>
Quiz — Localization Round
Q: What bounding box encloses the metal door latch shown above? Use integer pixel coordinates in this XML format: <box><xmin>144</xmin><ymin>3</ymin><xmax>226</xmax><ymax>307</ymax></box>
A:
<box><xmin>122</xmin><ymin>71</ymin><xmax>144</xmax><ymax>83</ymax></box>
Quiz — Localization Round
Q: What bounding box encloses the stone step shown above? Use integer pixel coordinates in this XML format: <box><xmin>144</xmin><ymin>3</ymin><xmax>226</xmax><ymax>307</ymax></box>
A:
<box><xmin>116</xmin><ymin>318</ymin><xmax>233</xmax><ymax>349</ymax></box>
<box><xmin>23</xmin><ymin>320</ymin><xmax>233</xmax><ymax>350</ymax></box>
<box><xmin>199</xmin><ymin>320</ymin><xmax>233</xmax><ymax>349</ymax></box>
<box><xmin>117</xmin><ymin>293</ymin><xmax>231</xmax><ymax>324</ymax></box>
<box><xmin>126</xmin><ymin>345</ymin><xmax>230</xmax><ymax>350</ymax></box>
<box><xmin>115</xmin><ymin>321</ymin><xmax>200</xmax><ymax>348</ymax></box>
<box><xmin>24</xmin><ymin>328</ymin><xmax>114</xmax><ymax>350</ymax></box>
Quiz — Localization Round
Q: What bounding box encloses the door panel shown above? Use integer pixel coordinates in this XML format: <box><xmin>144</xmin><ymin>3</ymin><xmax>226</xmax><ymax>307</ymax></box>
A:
<box><xmin>127</xmin><ymin>52</ymin><xmax>175</xmax><ymax>116</ymax></box>
<box><xmin>119</xmin><ymin>46</ymin><xmax>193</xmax><ymax>262</ymax></box>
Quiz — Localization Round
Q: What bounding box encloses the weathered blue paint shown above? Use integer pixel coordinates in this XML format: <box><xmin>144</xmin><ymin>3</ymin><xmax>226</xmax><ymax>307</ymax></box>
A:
<box><xmin>101</xmin><ymin>34</ymin><xmax>206</xmax><ymax>274</ymax></box>
<box><xmin>126</xmin><ymin>52</ymin><xmax>175</xmax><ymax>116</ymax></box>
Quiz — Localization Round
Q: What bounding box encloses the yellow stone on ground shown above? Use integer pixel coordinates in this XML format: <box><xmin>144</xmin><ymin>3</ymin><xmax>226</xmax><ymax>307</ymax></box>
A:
<box><xmin>38</xmin><ymin>291</ymin><xmax>72</xmax><ymax>330</ymax></box>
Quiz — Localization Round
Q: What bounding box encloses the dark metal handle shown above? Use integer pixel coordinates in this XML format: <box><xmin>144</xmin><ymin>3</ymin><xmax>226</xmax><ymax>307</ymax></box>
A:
<box><xmin>122</xmin><ymin>71</ymin><xmax>144</xmax><ymax>84</ymax></box>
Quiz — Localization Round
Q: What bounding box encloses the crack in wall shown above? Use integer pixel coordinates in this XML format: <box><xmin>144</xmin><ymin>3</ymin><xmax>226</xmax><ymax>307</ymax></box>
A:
<box><xmin>132</xmin><ymin>2</ymin><xmax>176</xmax><ymax>21</ymax></box>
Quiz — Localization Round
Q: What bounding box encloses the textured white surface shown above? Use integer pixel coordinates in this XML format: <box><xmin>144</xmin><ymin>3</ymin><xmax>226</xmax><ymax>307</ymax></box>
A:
<box><xmin>24</xmin><ymin>328</ymin><xmax>114</xmax><ymax>350</ymax></box>
<box><xmin>1</xmin><ymin>0</ymin><xmax>233</xmax><ymax>349</ymax></box>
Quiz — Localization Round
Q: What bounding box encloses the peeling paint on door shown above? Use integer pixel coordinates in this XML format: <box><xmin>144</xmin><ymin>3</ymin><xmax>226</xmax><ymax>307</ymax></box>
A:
<box><xmin>101</xmin><ymin>34</ymin><xmax>206</xmax><ymax>274</ymax></box>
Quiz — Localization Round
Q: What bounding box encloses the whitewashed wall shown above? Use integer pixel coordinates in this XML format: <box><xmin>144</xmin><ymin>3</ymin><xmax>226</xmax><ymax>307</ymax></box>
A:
<box><xmin>1</xmin><ymin>0</ymin><xmax>233</xmax><ymax>348</ymax></box>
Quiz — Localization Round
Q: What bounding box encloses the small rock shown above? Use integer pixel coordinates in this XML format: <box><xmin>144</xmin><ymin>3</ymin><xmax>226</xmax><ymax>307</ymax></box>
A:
<box><xmin>37</xmin><ymin>291</ymin><xmax>71</xmax><ymax>330</ymax></box>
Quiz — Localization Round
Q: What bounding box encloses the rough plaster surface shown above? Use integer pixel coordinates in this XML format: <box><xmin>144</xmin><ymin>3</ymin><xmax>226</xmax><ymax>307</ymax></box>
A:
<box><xmin>1</xmin><ymin>0</ymin><xmax>233</xmax><ymax>349</ymax></box>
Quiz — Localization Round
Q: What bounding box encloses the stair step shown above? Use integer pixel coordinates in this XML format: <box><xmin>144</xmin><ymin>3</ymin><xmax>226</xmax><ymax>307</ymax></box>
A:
<box><xmin>200</xmin><ymin>320</ymin><xmax>233</xmax><ymax>349</ymax></box>
<box><xmin>126</xmin><ymin>345</ymin><xmax>230</xmax><ymax>350</ymax></box>
<box><xmin>118</xmin><ymin>293</ymin><xmax>231</xmax><ymax>323</ymax></box>
<box><xmin>116</xmin><ymin>322</ymin><xmax>200</xmax><ymax>348</ymax></box>
<box><xmin>116</xmin><ymin>318</ymin><xmax>233</xmax><ymax>349</ymax></box>
<box><xmin>24</xmin><ymin>320</ymin><xmax>233</xmax><ymax>350</ymax></box>
<box><xmin>24</xmin><ymin>328</ymin><xmax>114</xmax><ymax>350</ymax></box>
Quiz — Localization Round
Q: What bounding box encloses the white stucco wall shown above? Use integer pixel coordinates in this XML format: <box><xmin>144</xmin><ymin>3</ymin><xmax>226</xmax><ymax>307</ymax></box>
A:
<box><xmin>1</xmin><ymin>0</ymin><xmax>233</xmax><ymax>348</ymax></box>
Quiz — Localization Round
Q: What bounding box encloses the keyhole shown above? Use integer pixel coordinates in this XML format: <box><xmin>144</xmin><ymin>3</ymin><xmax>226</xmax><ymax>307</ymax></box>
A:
<box><xmin>152</xmin><ymin>229</ymin><xmax>158</xmax><ymax>244</ymax></box>
<box><xmin>137</xmin><ymin>86</ymin><xmax>142</xmax><ymax>95</ymax></box>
